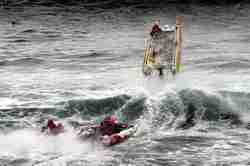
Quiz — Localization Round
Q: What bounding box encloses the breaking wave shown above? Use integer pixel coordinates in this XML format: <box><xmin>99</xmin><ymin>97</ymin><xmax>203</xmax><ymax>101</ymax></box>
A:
<box><xmin>0</xmin><ymin>88</ymin><xmax>245</xmax><ymax>133</ymax></box>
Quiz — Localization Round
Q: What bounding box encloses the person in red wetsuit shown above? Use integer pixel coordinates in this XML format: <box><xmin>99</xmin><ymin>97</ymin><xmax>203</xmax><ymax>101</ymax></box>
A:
<box><xmin>150</xmin><ymin>20</ymin><xmax>162</xmax><ymax>37</ymax></box>
<box><xmin>98</xmin><ymin>115</ymin><xmax>136</xmax><ymax>146</ymax></box>
<box><xmin>42</xmin><ymin>119</ymin><xmax>65</xmax><ymax>135</ymax></box>
<box><xmin>99</xmin><ymin>115</ymin><xmax>128</xmax><ymax>136</ymax></box>
<box><xmin>77</xmin><ymin>115</ymin><xmax>133</xmax><ymax>146</ymax></box>
<box><xmin>77</xmin><ymin>115</ymin><xmax>136</xmax><ymax>146</ymax></box>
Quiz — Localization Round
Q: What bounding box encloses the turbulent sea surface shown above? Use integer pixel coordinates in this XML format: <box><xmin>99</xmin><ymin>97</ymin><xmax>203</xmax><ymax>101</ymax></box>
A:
<box><xmin>1</xmin><ymin>3</ymin><xmax>250</xmax><ymax>166</ymax></box>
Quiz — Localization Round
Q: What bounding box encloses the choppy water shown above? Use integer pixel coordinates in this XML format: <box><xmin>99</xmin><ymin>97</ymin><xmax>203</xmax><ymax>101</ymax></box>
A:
<box><xmin>1</xmin><ymin>4</ymin><xmax>250</xmax><ymax>166</ymax></box>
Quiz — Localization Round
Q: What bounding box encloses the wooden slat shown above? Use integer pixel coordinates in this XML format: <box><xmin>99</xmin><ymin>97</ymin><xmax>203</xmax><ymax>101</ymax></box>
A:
<box><xmin>175</xmin><ymin>16</ymin><xmax>184</xmax><ymax>73</ymax></box>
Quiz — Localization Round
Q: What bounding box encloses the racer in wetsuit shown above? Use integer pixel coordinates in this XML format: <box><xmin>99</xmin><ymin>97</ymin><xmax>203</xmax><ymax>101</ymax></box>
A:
<box><xmin>78</xmin><ymin>115</ymin><xmax>134</xmax><ymax>146</ymax></box>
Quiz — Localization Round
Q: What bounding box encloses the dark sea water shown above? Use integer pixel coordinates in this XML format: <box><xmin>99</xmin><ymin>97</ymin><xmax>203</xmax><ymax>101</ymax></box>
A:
<box><xmin>1</xmin><ymin>3</ymin><xmax>250</xmax><ymax>166</ymax></box>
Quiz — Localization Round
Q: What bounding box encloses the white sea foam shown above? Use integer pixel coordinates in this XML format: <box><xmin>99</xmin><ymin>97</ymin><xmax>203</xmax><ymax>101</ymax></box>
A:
<box><xmin>0</xmin><ymin>128</ymin><xmax>113</xmax><ymax>165</ymax></box>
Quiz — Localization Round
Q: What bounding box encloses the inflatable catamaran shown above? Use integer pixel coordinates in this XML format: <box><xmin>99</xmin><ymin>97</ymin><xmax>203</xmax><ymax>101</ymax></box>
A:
<box><xmin>143</xmin><ymin>16</ymin><xmax>184</xmax><ymax>77</ymax></box>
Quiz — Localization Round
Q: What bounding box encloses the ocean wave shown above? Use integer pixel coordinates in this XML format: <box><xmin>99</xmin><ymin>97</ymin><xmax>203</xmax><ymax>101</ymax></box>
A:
<box><xmin>1</xmin><ymin>0</ymin><xmax>249</xmax><ymax>7</ymax></box>
<box><xmin>21</xmin><ymin>29</ymin><xmax>37</xmax><ymax>33</ymax></box>
<box><xmin>0</xmin><ymin>57</ymin><xmax>45</xmax><ymax>66</ymax></box>
<box><xmin>179</xmin><ymin>89</ymin><xmax>241</xmax><ymax>124</ymax></box>
<box><xmin>58</xmin><ymin>94</ymin><xmax>131</xmax><ymax>119</ymax></box>
<box><xmin>8</xmin><ymin>39</ymin><xmax>30</xmax><ymax>43</ymax></box>
<box><xmin>189</xmin><ymin>57</ymin><xmax>250</xmax><ymax>71</ymax></box>
<box><xmin>77</xmin><ymin>51</ymin><xmax>110</xmax><ymax>59</ymax></box>
<box><xmin>0</xmin><ymin>89</ymin><xmax>246</xmax><ymax>132</ymax></box>
<box><xmin>148</xmin><ymin>89</ymin><xmax>242</xmax><ymax>129</ymax></box>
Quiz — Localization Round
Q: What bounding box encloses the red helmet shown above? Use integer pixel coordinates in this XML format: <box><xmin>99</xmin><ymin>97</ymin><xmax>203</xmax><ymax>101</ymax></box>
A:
<box><xmin>47</xmin><ymin>119</ymin><xmax>57</xmax><ymax>129</ymax></box>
